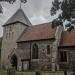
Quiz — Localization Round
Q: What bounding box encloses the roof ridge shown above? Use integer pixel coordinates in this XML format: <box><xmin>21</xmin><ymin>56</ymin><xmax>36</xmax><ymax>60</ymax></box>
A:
<box><xmin>34</xmin><ymin>22</ymin><xmax>51</xmax><ymax>26</ymax></box>
<box><xmin>30</xmin><ymin>22</ymin><xmax>52</xmax><ymax>28</ymax></box>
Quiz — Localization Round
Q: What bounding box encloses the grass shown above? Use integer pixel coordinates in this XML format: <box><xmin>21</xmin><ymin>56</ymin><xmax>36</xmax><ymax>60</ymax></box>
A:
<box><xmin>0</xmin><ymin>70</ymin><xmax>64</xmax><ymax>75</ymax></box>
<box><xmin>0</xmin><ymin>71</ymin><xmax>35</xmax><ymax>75</ymax></box>
<box><xmin>42</xmin><ymin>72</ymin><xmax>64</xmax><ymax>75</ymax></box>
<box><xmin>16</xmin><ymin>72</ymin><xmax>35</xmax><ymax>75</ymax></box>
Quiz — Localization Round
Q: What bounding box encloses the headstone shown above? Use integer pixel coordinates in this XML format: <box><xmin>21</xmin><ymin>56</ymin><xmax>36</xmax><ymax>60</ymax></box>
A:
<box><xmin>35</xmin><ymin>71</ymin><xmax>41</xmax><ymax>75</ymax></box>
<box><xmin>7</xmin><ymin>67</ymin><xmax>16</xmax><ymax>75</ymax></box>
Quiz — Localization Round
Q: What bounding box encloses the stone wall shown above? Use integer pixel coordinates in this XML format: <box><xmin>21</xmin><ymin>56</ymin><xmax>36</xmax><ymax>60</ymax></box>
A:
<box><xmin>17</xmin><ymin>42</ymin><xmax>31</xmax><ymax>71</ymax></box>
<box><xmin>18</xmin><ymin>42</ymin><xmax>30</xmax><ymax>49</ymax></box>
<box><xmin>30</xmin><ymin>40</ymin><xmax>54</xmax><ymax>70</ymax></box>
<box><xmin>17</xmin><ymin>40</ymin><xmax>54</xmax><ymax>71</ymax></box>
<box><xmin>51</xmin><ymin>26</ymin><xmax>64</xmax><ymax>71</ymax></box>
<box><xmin>1</xmin><ymin>23</ymin><xmax>27</xmax><ymax>69</ymax></box>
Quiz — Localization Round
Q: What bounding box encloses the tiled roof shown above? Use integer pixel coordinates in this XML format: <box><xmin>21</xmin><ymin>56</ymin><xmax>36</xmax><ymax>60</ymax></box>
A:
<box><xmin>60</xmin><ymin>29</ymin><xmax>75</xmax><ymax>47</ymax></box>
<box><xmin>17</xmin><ymin>22</ymin><xmax>56</xmax><ymax>42</ymax></box>
<box><xmin>4</xmin><ymin>8</ymin><xmax>32</xmax><ymax>26</ymax></box>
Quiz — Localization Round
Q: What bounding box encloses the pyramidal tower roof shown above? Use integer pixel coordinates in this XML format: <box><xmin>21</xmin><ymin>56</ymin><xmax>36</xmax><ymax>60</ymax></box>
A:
<box><xmin>4</xmin><ymin>8</ymin><xmax>32</xmax><ymax>26</ymax></box>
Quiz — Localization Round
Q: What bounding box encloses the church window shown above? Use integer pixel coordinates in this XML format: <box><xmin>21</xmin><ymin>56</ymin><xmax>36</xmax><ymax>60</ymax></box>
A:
<box><xmin>59</xmin><ymin>51</ymin><xmax>67</xmax><ymax>62</ymax></box>
<box><xmin>47</xmin><ymin>45</ymin><xmax>50</xmax><ymax>54</ymax></box>
<box><xmin>32</xmin><ymin>44</ymin><xmax>38</xmax><ymax>59</ymax></box>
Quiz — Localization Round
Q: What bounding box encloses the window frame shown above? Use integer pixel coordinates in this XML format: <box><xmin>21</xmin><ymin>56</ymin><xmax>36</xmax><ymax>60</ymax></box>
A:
<box><xmin>59</xmin><ymin>50</ymin><xmax>68</xmax><ymax>63</ymax></box>
<box><xmin>47</xmin><ymin>45</ymin><xmax>50</xmax><ymax>55</ymax></box>
<box><xmin>32</xmin><ymin>44</ymin><xmax>38</xmax><ymax>59</ymax></box>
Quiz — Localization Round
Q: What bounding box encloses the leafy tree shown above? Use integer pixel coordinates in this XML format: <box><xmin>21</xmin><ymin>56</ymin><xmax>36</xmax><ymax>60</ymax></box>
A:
<box><xmin>51</xmin><ymin>0</ymin><xmax>75</xmax><ymax>31</ymax></box>
<box><xmin>0</xmin><ymin>0</ymin><xmax>27</xmax><ymax>13</ymax></box>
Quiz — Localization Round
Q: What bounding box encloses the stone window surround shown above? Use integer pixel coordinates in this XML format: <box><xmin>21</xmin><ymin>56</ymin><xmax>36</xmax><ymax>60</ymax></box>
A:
<box><xmin>59</xmin><ymin>50</ymin><xmax>68</xmax><ymax>64</ymax></box>
<box><xmin>47</xmin><ymin>45</ymin><xmax>50</xmax><ymax>55</ymax></box>
<box><xmin>32</xmin><ymin>43</ymin><xmax>38</xmax><ymax>59</ymax></box>
<box><xmin>31</xmin><ymin>42</ymin><xmax>52</xmax><ymax>60</ymax></box>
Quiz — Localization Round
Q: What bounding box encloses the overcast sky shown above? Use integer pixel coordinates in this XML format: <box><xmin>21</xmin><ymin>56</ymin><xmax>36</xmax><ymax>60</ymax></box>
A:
<box><xmin>0</xmin><ymin>0</ymin><xmax>61</xmax><ymax>37</ymax></box>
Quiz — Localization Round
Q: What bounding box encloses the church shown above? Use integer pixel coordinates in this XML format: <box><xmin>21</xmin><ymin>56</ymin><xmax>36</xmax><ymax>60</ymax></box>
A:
<box><xmin>1</xmin><ymin>8</ymin><xmax>75</xmax><ymax>71</ymax></box>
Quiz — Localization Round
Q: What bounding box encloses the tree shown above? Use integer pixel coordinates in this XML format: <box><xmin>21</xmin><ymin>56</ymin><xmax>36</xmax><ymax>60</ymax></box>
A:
<box><xmin>0</xmin><ymin>0</ymin><xmax>27</xmax><ymax>13</ymax></box>
<box><xmin>50</xmin><ymin>0</ymin><xmax>75</xmax><ymax>31</ymax></box>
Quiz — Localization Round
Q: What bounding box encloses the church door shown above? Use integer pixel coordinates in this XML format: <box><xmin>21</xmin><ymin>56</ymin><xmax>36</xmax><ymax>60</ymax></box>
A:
<box><xmin>11</xmin><ymin>54</ymin><xmax>17</xmax><ymax>70</ymax></box>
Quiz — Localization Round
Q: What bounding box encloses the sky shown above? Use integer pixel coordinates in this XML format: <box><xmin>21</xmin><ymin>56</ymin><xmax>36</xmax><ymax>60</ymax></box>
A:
<box><xmin>0</xmin><ymin>0</ymin><xmax>61</xmax><ymax>37</ymax></box>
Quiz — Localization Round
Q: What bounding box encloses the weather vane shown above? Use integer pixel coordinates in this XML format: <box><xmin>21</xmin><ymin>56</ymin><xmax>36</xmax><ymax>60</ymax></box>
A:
<box><xmin>20</xmin><ymin>0</ymin><xmax>27</xmax><ymax>8</ymax></box>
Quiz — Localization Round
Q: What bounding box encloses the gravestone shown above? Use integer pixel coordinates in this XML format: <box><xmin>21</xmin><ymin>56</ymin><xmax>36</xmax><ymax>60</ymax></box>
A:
<box><xmin>7</xmin><ymin>67</ymin><xmax>16</xmax><ymax>75</ymax></box>
<box><xmin>35</xmin><ymin>71</ymin><xmax>41</xmax><ymax>75</ymax></box>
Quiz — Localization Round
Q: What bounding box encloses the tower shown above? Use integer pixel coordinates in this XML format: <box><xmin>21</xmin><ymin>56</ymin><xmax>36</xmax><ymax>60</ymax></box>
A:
<box><xmin>1</xmin><ymin>8</ymin><xmax>32</xmax><ymax>69</ymax></box>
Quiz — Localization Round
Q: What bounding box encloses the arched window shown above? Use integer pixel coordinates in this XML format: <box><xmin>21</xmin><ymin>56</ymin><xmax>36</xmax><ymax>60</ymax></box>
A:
<box><xmin>32</xmin><ymin>44</ymin><xmax>38</xmax><ymax>59</ymax></box>
<box><xmin>47</xmin><ymin>45</ymin><xmax>50</xmax><ymax>54</ymax></box>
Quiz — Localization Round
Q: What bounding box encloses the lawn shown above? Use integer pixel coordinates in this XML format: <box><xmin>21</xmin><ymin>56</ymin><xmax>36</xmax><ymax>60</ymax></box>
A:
<box><xmin>16</xmin><ymin>72</ymin><xmax>35</xmax><ymax>75</ymax></box>
<box><xmin>0</xmin><ymin>71</ymin><xmax>35</xmax><ymax>75</ymax></box>
<box><xmin>42</xmin><ymin>72</ymin><xmax>64</xmax><ymax>75</ymax></box>
<box><xmin>0</xmin><ymin>70</ymin><xmax>64</xmax><ymax>75</ymax></box>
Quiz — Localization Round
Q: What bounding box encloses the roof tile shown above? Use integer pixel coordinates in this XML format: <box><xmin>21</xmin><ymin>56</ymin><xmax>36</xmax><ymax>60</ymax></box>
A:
<box><xmin>17</xmin><ymin>22</ymin><xmax>56</xmax><ymax>42</ymax></box>
<box><xmin>60</xmin><ymin>29</ymin><xmax>75</xmax><ymax>47</ymax></box>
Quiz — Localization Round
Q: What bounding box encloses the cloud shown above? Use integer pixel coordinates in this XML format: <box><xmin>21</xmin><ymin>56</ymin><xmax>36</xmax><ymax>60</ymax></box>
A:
<box><xmin>22</xmin><ymin>0</ymin><xmax>53</xmax><ymax>24</ymax></box>
<box><xmin>0</xmin><ymin>0</ymin><xmax>53</xmax><ymax>25</ymax></box>
<box><xmin>30</xmin><ymin>14</ymin><xmax>50</xmax><ymax>25</ymax></box>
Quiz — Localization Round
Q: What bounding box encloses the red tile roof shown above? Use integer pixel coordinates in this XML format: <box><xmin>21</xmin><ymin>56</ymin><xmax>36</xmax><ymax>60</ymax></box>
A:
<box><xmin>17</xmin><ymin>22</ymin><xmax>56</xmax><ymax>42</ymax></box>
<box><xmin>60</xmin><ymin>29</ymin><xmax>75</xmax><ymax>47</ymax></box>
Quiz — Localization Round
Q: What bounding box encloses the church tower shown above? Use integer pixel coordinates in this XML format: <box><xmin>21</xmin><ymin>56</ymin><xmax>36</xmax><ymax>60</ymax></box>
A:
<box><xmin>1</xmin><ymin>8</ymin><xmax>32</xmax><ymax>69</ymax></box>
